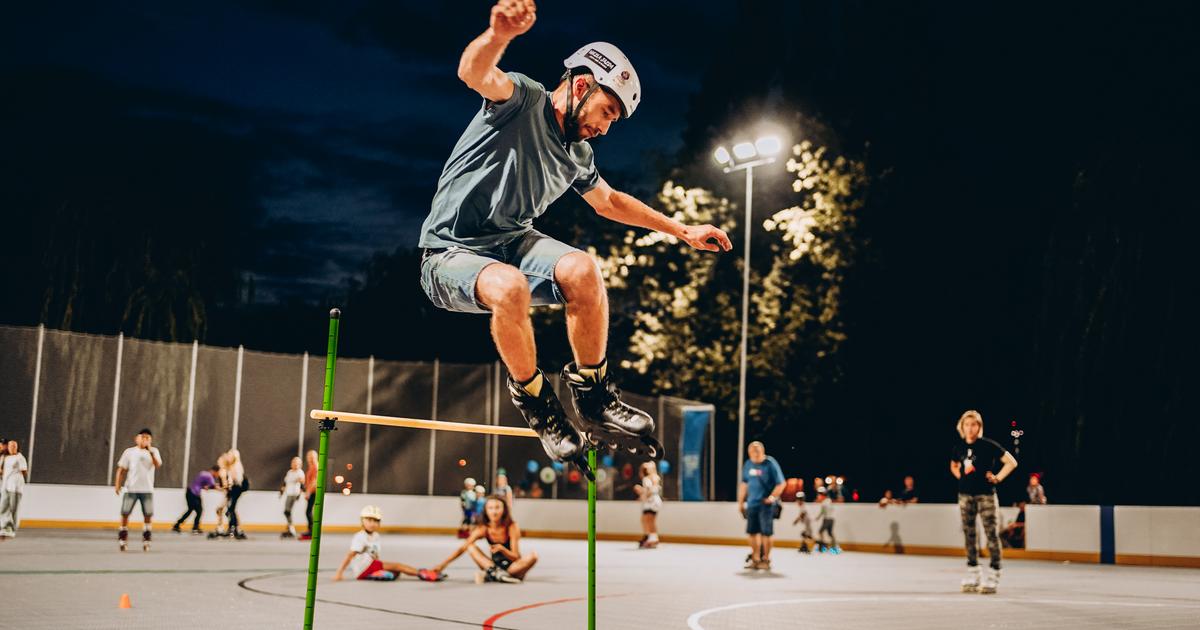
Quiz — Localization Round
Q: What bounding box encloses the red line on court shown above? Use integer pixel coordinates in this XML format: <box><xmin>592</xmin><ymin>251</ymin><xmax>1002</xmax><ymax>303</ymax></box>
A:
<box><xmin>481</xmin><ymin>593</ymin><xmax>629</xmax><ymax>629</ymax></box>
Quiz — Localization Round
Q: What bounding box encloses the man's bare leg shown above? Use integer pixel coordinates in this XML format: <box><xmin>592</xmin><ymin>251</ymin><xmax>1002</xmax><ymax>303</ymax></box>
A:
<box><xmin>555</xmin><ymin>252</ymin><xmax>607</xmax><ymax>367</ymax></box>
<box><xmin>476</xmin><ymin>263</ymin><xmax>537</xmax><ymax>382</ymax></box>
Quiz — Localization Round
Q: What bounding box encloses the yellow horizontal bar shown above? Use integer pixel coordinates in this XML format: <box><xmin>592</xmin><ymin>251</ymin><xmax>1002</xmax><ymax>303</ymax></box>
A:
<box><xmin>310</xmin><ymin>409</ymin><xmax>538</xmax><ymax>438</ymax></box>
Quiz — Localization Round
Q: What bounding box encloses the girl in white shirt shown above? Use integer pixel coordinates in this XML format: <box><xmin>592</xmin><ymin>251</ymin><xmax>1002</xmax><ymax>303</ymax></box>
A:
<box><xmin>634</xmin><ymin>462</ymin><xmax>662</xmax><ymax>549</ymax></box>
<box><xmin>280</xmin><ymin>456</ymin><xmax>305</xmax><ymax>538</ymax></box>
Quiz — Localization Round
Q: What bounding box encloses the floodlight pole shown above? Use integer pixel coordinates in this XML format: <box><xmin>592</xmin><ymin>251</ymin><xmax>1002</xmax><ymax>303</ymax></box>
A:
<box><xmin>722</xmin><ymin>156</ymin><xmax>775</xmax><ymax>489</ymax></box>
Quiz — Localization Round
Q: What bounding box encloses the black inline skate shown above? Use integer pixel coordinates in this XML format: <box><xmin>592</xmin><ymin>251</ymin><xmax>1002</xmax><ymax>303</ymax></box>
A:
<box><xmin>561</xmin><ymin>361</ymin><xmax>663</xmax><ymax>460</ymax></box>
<box><xmin>507</xmin><ymin>370</ymin><xmax>593</xmax><ymax>478</ymax></box>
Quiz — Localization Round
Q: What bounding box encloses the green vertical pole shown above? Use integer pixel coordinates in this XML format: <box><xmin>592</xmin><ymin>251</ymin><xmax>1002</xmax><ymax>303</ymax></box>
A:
<box><xmin>587</xmin><ymin>448</ymin><xmax>597</xmax><ymax>630</ymax></box>
<box><xmin>304</xmin><ymin>308</ymin><xmax>341</xmax><ymax>630</ymax></box>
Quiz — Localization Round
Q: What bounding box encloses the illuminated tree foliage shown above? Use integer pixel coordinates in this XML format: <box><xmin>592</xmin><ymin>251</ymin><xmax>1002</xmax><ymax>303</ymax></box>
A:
<box><xmin>596</xmin><ymin>141</ymin><xmax>868</xmax><ymax>430</ymax></box>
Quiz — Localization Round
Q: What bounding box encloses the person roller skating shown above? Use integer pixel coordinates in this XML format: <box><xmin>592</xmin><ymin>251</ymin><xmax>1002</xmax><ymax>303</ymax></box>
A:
<box><xmin>950</xmin><ymin>410</ymin><xmax>1018</xmax><ymax>595</ymax></box>
<box><xmin>416</xmin><ymin>0</ymin><xmax>731</xmax><ymax>470</ymax></box>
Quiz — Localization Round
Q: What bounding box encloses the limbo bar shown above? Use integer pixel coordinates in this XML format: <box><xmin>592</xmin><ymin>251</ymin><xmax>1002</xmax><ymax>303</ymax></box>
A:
<box><xmin>308</xmin><ymin>409</ymin><xmax>539</xmax><ymax>438</ymax></box>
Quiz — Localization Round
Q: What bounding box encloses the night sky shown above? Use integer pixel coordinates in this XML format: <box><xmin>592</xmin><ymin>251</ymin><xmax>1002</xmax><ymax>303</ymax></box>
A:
<box><xmin>4</xmin><ymin>1</ymin><xmax>1198</xmax><ymax>504</ymax></box>
<box><xmin>5</xmin><ymin>1</ymin><xmax>732</xmax><ymax>301</ymax></box>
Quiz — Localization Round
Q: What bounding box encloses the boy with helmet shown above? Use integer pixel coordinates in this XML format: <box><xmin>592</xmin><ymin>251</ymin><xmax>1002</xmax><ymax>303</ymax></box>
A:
<box><xmin>332</xmin><ymin>505</ymin><xmax>446</xmax><ymax>582</ymax></box>
<box><xmin>419</xmin><ymin>0</ymin><xmax>732</xmax><ymax>473</ymax></box>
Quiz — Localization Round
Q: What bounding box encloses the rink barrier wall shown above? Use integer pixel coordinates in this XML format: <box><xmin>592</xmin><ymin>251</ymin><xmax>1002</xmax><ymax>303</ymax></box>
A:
<box><xmin>14</xmin><ymin>484</ymin><xmax>1200</xmax><ymax>568</ymax></box>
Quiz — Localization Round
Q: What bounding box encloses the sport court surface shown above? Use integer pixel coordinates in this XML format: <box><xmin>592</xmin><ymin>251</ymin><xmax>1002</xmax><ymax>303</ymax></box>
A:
<box><xmin>4</xmin><ymin>529</ymin><xmax>1198</xmax><ymax>629</ymax></box>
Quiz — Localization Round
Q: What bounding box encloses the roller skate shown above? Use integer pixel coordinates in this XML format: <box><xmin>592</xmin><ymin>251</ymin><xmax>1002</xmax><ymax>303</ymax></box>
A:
<box><xmin>417</xmin><ymin>569</ymin><xmax>447</xmax><ymax>582</ymax></box>
<box><xmin>364</xmin><ymin>570</ymin><xmax>396</xmax><ymax>581</ymax></box>
<box><xmin>476</xmin><ymin>566</ymin><xmax>521</xmax><ymax>584</ymax></box>
<box><xmin>118</xmin><ymin>528</ymin><xmax>128</xmax><ymax>552</ymax></box>
<box><xmin>960</xmin><ymin>565</ymin><xmax>981</xmax><ymax>593</ymax></box>
<box><xmin>142</xmin><ymin>529</ymin><xmax>151</xmax><ymax>552</ymax></box>
<box><xmin>561</xmin><ymin>361</ymin><xmax>663</xmax><ymax>460</ymax></box>
<box><xmin>979</xmin><ymin>567</ymin><xmax>1000</xmax><ymax>594</ymax></box>
<box><xmin>507</xmin><ymin>371</ymin><xmax>592</xmax><ymax>479</ymax></box>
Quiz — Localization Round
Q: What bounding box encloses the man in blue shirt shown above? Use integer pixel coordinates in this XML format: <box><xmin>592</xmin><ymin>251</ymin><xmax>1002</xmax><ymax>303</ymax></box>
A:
<box><xmin>738</xmin><ymin>441</ymin><xmax>786</xmax><ymax>571</ymax></box>
<box><xmin>420</xmin><ymin>1</ymin><xmax>732</xmax><ymax>472</ymax></box>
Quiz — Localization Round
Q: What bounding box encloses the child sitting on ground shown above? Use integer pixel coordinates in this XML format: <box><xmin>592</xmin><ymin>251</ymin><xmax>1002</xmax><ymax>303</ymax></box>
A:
<box><xmin>332</xmin><ymin>505</ymin><xmax>445</xmax><ymax>582</ymax></box>
<box><xmin>432</xmin><ymin>496</ymin><xmax>537</xmax><ymax>584</ymax></box>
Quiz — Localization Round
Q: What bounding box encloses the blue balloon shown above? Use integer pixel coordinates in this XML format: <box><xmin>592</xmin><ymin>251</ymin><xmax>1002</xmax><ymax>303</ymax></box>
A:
<box><xmin>526</xmin><ymin>459</ymin><xmax>539</xmax><ymax>474</ymax></box>
<box><xmin>658</xmin><ymin>460</ymin><xmax>671</xmax><ymax>475</ymax></box>
<box><xmin>600</xmin><ymin>454</ymin><xmax>614</xmax><ymax>468</ymax></box>
<box><xmin>552</xmin><ymin>461</ymin><xmax>564</xmax><ymax>473</ymax></box>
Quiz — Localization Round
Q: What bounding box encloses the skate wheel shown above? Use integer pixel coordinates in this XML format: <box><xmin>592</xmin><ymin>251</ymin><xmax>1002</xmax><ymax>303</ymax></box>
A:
<box><xmin>641</xmin><ymin>437</ymin><xmax>663</xmax><ymax>460</ymax></box>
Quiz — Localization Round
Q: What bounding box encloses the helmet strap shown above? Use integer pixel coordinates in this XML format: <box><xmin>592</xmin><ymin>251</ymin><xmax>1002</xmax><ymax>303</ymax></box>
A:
<box><xmin>561</xmin><ymin>69</ymin><xmax>601</xmax><ymax>145</ymax></box>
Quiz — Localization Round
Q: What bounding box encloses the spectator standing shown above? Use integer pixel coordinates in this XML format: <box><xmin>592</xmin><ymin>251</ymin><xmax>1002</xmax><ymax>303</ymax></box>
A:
<box><xmin>300</xmin><ymin>449</ymin><xmax>318</xmax><ymax>540</ymax></box>
<box><xmin>898</xmin><ymin>475</ymin><xmax>919</xmax><ymax>503</ymax></box>
<box><xmin>459</xmin><ymin>477</ymin><xmax>478</xmax><ymax>538</ymax></box>
<box><xmin>737</xmin><ymin>441</ymin><xmax>785</xmax><ymax>571</ymax></box>
<box><xmin>0</xmin><ymin>440</ymin><xmax>29</xmax><ymax>538</ymax></box>
<box><xmin>224</xmin><ymin>449</ymin><xmax>249</xmax><ymax>540</ymax></box>
<box><xmin>114</xmin><ymin>428</ymin><xmax>162</xmax><ymax>552</ymax></box>
<box><xmin>1026</xmin><ymin>473</ymin><xmax>1047</xmax><ymax>504</ymax></box>
<box><xmin>494</xmin><ymin>470</ymin><xmax>515</xmax><ymax>513</ymax></box>
<box><xmin>950</xmin><ymin>409</ymin><xmax>1018</xmax><ymax>594</ymax></box>
<box><xmin>634</xmin><ymin>462</ymin><xmax>662</xmax><ymax>549</ymax></box>
<box><xmin>816</xmin><ymin>488</ymin><xmax>840</xmax><ymax>553</ymax></box>
<box><xmin>281</xmin><ymin>456</ymin><xmax>306</xmax><ymax>538</ymax></box>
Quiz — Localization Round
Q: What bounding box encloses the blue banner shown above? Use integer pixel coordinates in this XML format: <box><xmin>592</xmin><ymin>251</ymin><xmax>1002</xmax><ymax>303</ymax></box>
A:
<box><xmin>680</xmin><ymin>406</ymin><xmax>712</xmax><ymax>501</ymax></box>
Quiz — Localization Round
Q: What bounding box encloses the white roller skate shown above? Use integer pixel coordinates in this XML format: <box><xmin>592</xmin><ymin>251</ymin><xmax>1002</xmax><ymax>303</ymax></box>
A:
<box><xmin>979</xmin><ymin>567</ymin><xmax>1000</xmax><ymax>594</ymax></box>
<box><xmin>960</xmin><ymin>565</ymin><xmax>981</xmax><ymax>592</ymax></box>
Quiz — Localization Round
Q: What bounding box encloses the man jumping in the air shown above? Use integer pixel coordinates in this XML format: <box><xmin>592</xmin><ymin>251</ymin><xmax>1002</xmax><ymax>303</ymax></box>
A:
<box><xmin>419</xmin><ymin>0</ymin><xmax>732</xmax><ymax>470</ymax></box>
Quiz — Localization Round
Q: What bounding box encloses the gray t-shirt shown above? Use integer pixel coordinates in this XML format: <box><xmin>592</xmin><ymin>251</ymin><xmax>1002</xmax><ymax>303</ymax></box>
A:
<box><xmin>419</xmin><ymin>72</ymin><xmax>601</xmax><ymax>250</ymax></box>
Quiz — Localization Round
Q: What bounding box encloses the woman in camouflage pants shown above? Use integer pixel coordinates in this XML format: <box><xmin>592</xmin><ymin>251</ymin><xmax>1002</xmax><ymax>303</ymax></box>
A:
<box><xmin>950</xmin><ymin>410</ymin><xmax>1018</xmax><ymax>593</ymax></box>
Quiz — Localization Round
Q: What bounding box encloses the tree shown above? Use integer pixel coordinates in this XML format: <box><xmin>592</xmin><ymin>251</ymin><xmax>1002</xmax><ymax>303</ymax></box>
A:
<box><xmin>591</xmin><ymin>139</ymin><xmax>868</xmax><ymax>432</ymax></box>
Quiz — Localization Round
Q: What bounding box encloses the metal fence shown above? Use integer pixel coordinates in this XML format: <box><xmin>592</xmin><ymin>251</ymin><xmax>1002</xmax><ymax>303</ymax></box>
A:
<box><xmin>0</xmin><ymin>324</ymin><xmax>714</xmax><ymax>501</ymax></box>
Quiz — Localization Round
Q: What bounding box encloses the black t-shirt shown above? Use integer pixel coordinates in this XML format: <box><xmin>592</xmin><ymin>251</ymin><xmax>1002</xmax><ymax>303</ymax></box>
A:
<box><xmin>951</xmin><ymin>437</ymin><xmax>1008</xmax><ymax>495</ymax></box>
<box><xmin>898</xmin><ymin>487</ymin><xmax>918</xmax><ymax>502</ymax></box>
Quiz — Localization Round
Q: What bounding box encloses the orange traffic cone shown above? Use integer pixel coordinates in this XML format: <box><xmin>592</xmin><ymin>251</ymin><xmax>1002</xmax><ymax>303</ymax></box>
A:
<box><xmin>119</xmin><ymin>593</ymin><xmax>132</xmax><ymax>609</ymax></box>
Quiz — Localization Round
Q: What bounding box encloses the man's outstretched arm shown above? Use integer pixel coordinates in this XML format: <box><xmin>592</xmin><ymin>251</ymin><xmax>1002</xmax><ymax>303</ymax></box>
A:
<box><xmin>457</xmin><ymin>0</ymin><xmax>537</xmax><ymax>102</ymax></box>
<box><xmin>583</xmin><ymin>179</ymin><xmax>733</xmax><ymax>253</ymax></box>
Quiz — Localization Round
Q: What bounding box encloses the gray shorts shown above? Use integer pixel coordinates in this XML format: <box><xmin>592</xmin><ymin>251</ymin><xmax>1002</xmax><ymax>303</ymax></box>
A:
<box><xmin>420</xmin><ymin>230</ymin><xmax>582</xmax><ymax>314</ymax></box>
<box><xmin>120</xmin><ymin>492</ymin><xmax>154</xmax><ymax>517</ymax></box>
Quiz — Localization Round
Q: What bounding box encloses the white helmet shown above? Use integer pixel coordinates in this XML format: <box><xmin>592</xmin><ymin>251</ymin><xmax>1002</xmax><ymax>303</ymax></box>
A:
<box><xmin>360</xmin><ymin>505</ymin><xmax>383</xmax><ymax>521</ymax></box>
<box><xmin>563</xmin><ymin>42</ymin><xmax>641</xmax><ymax>118</ymax></box>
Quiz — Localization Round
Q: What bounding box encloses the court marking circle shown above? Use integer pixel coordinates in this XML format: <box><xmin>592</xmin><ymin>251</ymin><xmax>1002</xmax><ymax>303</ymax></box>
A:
<box><xmin>686</xmin><ymin>595</ymin><xmax>1200</xmax><ymax>630</ymax></box>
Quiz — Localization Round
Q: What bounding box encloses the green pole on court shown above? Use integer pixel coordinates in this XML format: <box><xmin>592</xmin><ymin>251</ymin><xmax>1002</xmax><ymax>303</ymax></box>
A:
<box><xmin>304</xmin><ymin>307</ymin><xmax>341</xmax><ymax>630</ymax></box>
<box><xmin>588</xmin><ymin>447</ymin><xmax>597</xmax><ymax>630</ymax></box>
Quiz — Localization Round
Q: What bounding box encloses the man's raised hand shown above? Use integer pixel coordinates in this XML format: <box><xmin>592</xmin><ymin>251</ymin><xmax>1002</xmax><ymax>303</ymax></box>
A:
<box><xmin>490</xmin><ymin>0</ymin><xmax>537</xmax><ymax>41</ymax></box>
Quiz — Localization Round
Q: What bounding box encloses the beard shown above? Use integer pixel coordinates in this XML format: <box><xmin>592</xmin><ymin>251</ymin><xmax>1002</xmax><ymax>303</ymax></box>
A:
<box><xmin>565</xmin><ymin>119</ymin><xmax>587</xmax><ymax>143</ymax></box>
